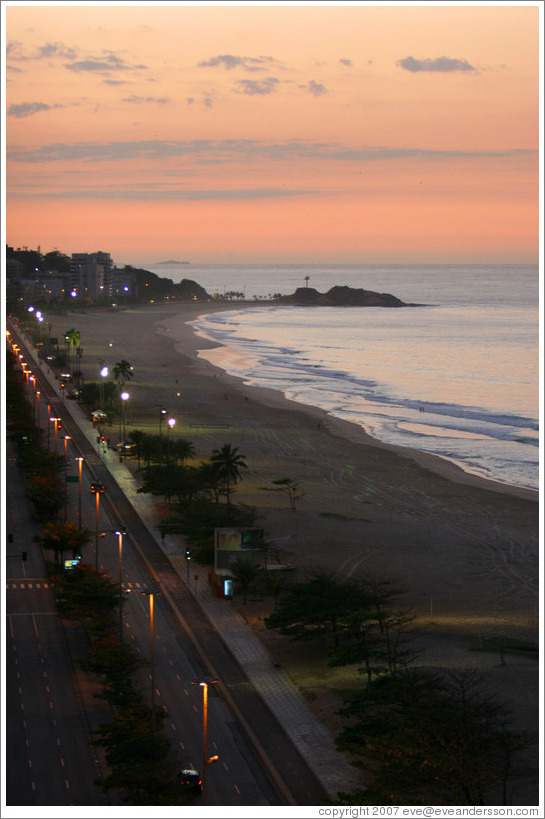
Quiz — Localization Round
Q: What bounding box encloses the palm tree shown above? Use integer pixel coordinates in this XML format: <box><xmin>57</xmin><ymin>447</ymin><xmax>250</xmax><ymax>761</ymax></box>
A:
<box><xmin>210</xmin><ymin>443</ymin><xmax>247</xmax><ymax>505</ymax></box>
<box><xmin>42</xmin><ymin>519</ymin><xmax>92</xmax><ymax>569</ymax></box>
<box><xmin>64</xmin><ymin>328</ymin><xmax>80</xmax><ymax>373</ymax></box>
<box><xmin>229</xmin><ymin>557</ymin><xmax>261</xmax><ymax>605</ymax></box>
<box><xmin>171</xmin><ymin>438</ymin><xmax>196</xmax><ymax>467</ymax></box>
<box><xmin>113</xmin><ymin>359</ymin><xmax>134</xmax><ymax>387</ymax></box>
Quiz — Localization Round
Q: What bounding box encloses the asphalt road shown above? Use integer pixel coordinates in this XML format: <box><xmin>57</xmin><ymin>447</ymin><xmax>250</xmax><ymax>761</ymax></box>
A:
<box><xmin>7</xmin><ymin>323</ymin><xmax>330</xmax><ymax>807</ymax></box>
<box><xmin>5</xmin><ymin>440</ymin><xmax>110</xmax><ymax>807</ymax></box>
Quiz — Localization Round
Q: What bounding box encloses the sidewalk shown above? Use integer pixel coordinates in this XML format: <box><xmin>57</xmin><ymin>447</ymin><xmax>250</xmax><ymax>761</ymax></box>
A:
<box><xmin>23</xmin><ymin>330</ymin><xmax>360</xmax><ymax>801</ymax></box>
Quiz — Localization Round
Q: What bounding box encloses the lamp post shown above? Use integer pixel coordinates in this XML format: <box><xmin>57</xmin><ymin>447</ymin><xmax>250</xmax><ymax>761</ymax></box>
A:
<box><xmin>63</xmin><ymin>435</ymin><xmax>71</xmax><ymax>519</ymax></box>
<box><xmin>159</xmin><ymin>406</ymin><xmax>167</xmax><ymax>435</ymax></box>
<box><xmin>167</xmin><ymin>416</ymin><xmax>176</xmax><ymax>464</ymax></box>
<box><xmin>159</xmin><ymin>407</ymin><xmax>167</xmax><ymax>461</ymax></box>
<box><xmin>120</xmin><ymin>391</ymin><xmax>130</xmax><ymax>443</ymax></box>
<box><xmin>76</xmin><ymin>457</ymin><xmax>83</xmax><ymax>531</ymax></box>
<box><xmin>50</xmin><ymin>416</ymin><xmax>61</xmax><ymax>455</ymax></box>
<box><xmin>90</xmin><ymin>482</ymin><xmax>105</xmax><ymax>571</ymax></box>
<box><xmin>191</xmin><ymin>678</ymin><xmax>218</xmax><ymax>803</ymax></box>
<box><xmin>141</xmin><ymin>588</ymin><xmax>160</xmax><ymax>729</ymax></box>
<box><xmin>99</xmin><ymin>364</ymin><xmax>109</xmax><ymax>409</ymax></box>
<box><xmin>115</xmin><ymin>528</ymin><xmax>126</xmax><ymax>642</ymax></box>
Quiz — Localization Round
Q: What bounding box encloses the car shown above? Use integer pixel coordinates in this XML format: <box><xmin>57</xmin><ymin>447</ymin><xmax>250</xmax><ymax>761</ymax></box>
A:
<box><xmin>90</xmin><ymin>482</ymin><xmax>105</xmax><ymax>494</ymax></box>
<box><xmin>178</xmin><ymin>767</ymin><xmax>202</xmax><ymax>795</ymax></box>
<box><xmin>113</xmin><ymin>441</ymin><xmax>136</xmax><ymax>456</ymax></box>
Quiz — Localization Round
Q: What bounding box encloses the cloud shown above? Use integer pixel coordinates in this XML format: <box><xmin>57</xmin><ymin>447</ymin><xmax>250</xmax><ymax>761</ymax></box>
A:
<box><xmin>37</xmin><ymin>42</ymin><xmax>78</xmax><ymax>60</ymax></box>
<box><xmin>235</xmin><ymin>77</ymin><xmax>279</xmax><ymax>95</ymax></box>
<box><xmin>7</xmin><ymin>101</ymin><xmax>60</xmax><ymax>118</ymax></box>
<box><xmin>305</xmin><ymin>79</ymin><xmax>327</xmax><ymax>96</ymax></box>
<box><xmin>397</xmin><ymin>55</ymin><xmax>476</xmax><ymax>72</ymax></box>
<box><xmin>198</xmin><ymin>54</ymin><xmax>277</xmax><ymax>72</ymax></box>
<box><xmin>339</xmin><ymin>59</ymin><xmax>353</xmax><ymax>67</ymax></box>
<box><xmin>186</xmin><ymin>95</ymin><xmax>214</xmax><ymax>108</ymax></box>
<box><xmin>7</xmin><ymin>138</ymin><xmax>535</xmax><ymax>165</ymax></box>
<box><xmin>15</xmin><ymin>185</ymin><xmax>308</xmax><ymax>201</ymax></box>
<box><xmin>65</xmin><ymin>51</ymin><xmax>147</xmax><ymax>74</ymax></box>
<box><xmin>7</xmin><ymin>39</ymin><xmax>76</xmax><ymax>61</ymax></box>
<box><xmin>121</xmin><ymin>95</ymin><xmax>169</xmax><ymax>105</ymax></box>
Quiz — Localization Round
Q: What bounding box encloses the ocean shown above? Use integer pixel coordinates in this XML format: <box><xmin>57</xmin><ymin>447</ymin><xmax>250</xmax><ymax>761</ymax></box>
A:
<box><xmin>146</xmin><ymin>263</ymin><xmax>540</xmax><ymax>492</ymax></box>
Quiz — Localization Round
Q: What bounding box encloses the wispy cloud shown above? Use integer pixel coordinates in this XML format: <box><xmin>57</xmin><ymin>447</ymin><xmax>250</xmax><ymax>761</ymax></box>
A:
<box><xmin>7</xmin><ymin>39</ymin><xmax>76</xmax><ymax>61</ymax></box>
<box><xmin>235</xmin><ymin>77</ymin><xmax>280</xmax><ymax>95</ymax></box>
<box><xmin>7</xmin><ymin>101</ymin><xmax>63</xmax><ymax>118</ymax></box>
<box><xmin>198</xmin><ymin>54</ymin><xmax>278</xmax><ymax>72</ymax></box>
<box><xmin>397</xmin><ymin>55</ymin><xmax>476</xmax><ymax>72</ymax></box>
<box><xmin>121</xmin><ymin>94</ymin><xmax>170</xmax><ymax>105</ymax></box>
<box><xmin>7</xmin><ymin>138</ymin><xmax>535</xmax><ymax>165</ymax></box>
<box><xmin>65</xmin><ymin>52</ymin><xmax>147</xmax><ymax>74</ymax></box>
<box><xmin>14</xmin><ymin>185</ymin><xmax>309</xmax><ymax>201</ymax></box>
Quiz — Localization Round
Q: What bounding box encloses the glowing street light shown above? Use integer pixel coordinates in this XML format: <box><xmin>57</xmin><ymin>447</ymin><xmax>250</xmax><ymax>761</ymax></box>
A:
<box><xmin>120</xmin><ymin>391</ymin><xmax>130</xmax><ymax>442</ymax></box>
<box><xmin>191</xmin><ymin>677</ymin><xmax>218</xmax><ymax>803</ymax></box>
<box><xmin>166</xmin><ymin>416</ymin><xmax>176</xmax><ymax>463</ymax></box>
<box><xmin>140</xmin><ymin>588</ymin><xmax>160</xmax><ymax>729</ymax></box>
<box><xmin>50</xmin><ymin>416</ymin><xmax>61</xmax><ymax>455</ymax></box>
<box><xmin>63</xmin><ymin>435</ymin><xmax>72</xmax><ymax>519</ymax></box>
<box><xmin>112</xmin><ymin>528</ymin><xmax>127</xmax><ymax>642</ymax></box>
<box><xmin>99</xmin><ymin>364</ymin><xmax>109</xmax><ymax>409</ymax></box>
<box><xmin>76</xmin><ymin>457</ymin><xmax>84</xmax><ymax>531</ymax></box>
<box><xmin>90</xmin><ymin>482</ymin><xmax>106</xmax><ymax>571</ymax></box>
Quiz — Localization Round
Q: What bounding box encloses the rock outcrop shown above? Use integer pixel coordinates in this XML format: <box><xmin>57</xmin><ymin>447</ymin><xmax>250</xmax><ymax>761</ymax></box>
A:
<box><xmin>276</xmin><ymin>285</ymin><xmax>408</xmax><ymax>307</ymax></box>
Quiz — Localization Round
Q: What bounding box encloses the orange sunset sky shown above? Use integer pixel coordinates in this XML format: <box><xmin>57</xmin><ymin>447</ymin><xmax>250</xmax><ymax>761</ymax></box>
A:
<box><xmin>2</xmin><ymin>1</ymin><xmax>541</xmax><ymax>266</ymax></box>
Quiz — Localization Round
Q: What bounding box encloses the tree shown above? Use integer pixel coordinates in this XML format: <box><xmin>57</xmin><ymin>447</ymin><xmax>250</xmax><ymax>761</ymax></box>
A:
<box><xmin>271</xmin><ymin>477</ymin><xmax>303</xmax><ymax>511</ymax></box>
<box><xmin>265</xmin><ymin>571</ymin><xmax>364</xmax><ymax>646</ymax></box>
<box><xmin>336</xmin><ymin>669</ymin><xmax>532</xmax><ymax>806</ymax></box>
<box><xmin>229</xmin><ymin>556</ymin><xmax>262</xmax><ymax>604</ymax></box>
<box><xmin>171</xmin><ymin>437</ymin><xmax>196</xmax><ymax>467</ymax></box>
<box><xmin>113</xmin><ymin>359</ymin><xmax>134</xmax><ymax>387</ymax></box>
<box><xmin>210</xmin><ymin>443</ymin><xmax>247</xmax><ymax>504</ymax></box>
<box><xmin>26</xmin><ymin>475</ymin><xmax>65</xmax><ymax>520</ymax></box>
<box><xmin>42</xmin><ymin>519</ymin><xmax>92</xmax><ymax>568</ymax></box>
<box><xmin>53</xmin><ymin>563</ymin><xmax>121</xmax><ymax>636</ymax></box>
<box><xmin>44</xmin><ymin>249</ymin><xmax>71</xmax><ymax>272</ymax></box>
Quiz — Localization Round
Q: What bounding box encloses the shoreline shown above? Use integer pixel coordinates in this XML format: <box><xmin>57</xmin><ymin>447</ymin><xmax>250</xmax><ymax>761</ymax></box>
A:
<box><xmin>167</xmin><ymin>301</ymin><xmax>538</xmax><ymax>503</ymax></box>
<box><xmin>64</xmin><ymin>301</ymin><xmax>538</xmax><ymax>629</ymax></box>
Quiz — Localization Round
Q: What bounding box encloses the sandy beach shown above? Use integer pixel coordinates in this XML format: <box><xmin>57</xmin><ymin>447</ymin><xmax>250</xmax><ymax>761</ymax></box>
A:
<box><xmin>59</xmin><ymin>301</ymin><xmax>539</xmax><ymax>636</ymax></box>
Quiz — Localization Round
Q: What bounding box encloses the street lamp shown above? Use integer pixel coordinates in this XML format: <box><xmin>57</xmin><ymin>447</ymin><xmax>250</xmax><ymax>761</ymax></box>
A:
<box><xmin>159</xmin><ymin>407</ymin><xmax>167</xmax><ymax>435</ymax></box>
<box><xmin>191</xmin><ymin>678</ymin><xmax>218</xmax><ymax>803</ymax></box>
<box><xmin>140</xmin><ymin>588</ymin><xmax>160</xmax><ymax>729</ymax></box>
<box><xmin>99</xmin><ymin>364</ymin><xmax>109</xmax><ymax>408</ymax></box>
<box><xmin>63</xmin><ymin>435</ymin><xmax>71</xmax><ymax>519</ymax></box>
<box><xmin>76</xmin><ymin>457</ymin><xmax>84</xmax><ymax>531</ymax></box>
<box><xmin>114</xmin><ymin>528</ymin><xmax>126</xmax><ymax>642</ymax></box>
<box><xmin>120</xmin><ymin>391</ymin><xmax>130</xmax><ymax>442</ymax></box>
<box><xmin>90</xmin><ymin>482</ymin><xmax>106</xmax><ymax>571</ymax></box>
<box><xmin>50</xmin><ymin>416</ymin><xmax>61</xmax><ymax>455</ymax></box>
<box><xmin>167</xmin><ymin>416</ymin><xmax>176</xmax><ymax>463</ymax></box>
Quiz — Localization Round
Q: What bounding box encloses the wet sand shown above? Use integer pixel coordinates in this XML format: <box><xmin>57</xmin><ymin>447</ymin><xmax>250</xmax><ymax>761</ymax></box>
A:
<box><xmin>63</xmin><ymin>301</ymin><xmax>539</xmax><ymax>636</ymax></box>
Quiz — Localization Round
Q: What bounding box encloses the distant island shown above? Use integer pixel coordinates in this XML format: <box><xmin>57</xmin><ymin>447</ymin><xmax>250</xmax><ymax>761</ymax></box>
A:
<box><xmin>155</xmin><ymin>260</ymin><xmax>190</xmax><ymax>265</ymax></box>
<box><xmin>275</xmin><ymin>285</ymin><xmax>411</xmax><ymax>307</ymax></box>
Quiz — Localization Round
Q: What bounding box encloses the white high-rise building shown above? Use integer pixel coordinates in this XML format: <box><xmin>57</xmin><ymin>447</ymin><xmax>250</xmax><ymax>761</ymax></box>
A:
<box><xmin>70</xmin><ymin>251</ymin><xmax>113</xmax><ymax>301</ymax></box>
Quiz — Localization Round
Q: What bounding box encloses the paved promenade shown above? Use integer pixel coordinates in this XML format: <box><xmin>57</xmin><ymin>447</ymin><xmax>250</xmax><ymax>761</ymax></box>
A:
<box><xmin>20</xmin><ymin>329</ymin><xmax>360</xmax><ymax>801</ymax></box>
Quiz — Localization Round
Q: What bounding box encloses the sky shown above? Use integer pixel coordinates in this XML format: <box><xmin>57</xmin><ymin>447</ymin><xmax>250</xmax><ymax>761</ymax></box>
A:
<box><xmin>2</xmin><ymin>1</ymin><xmax>542</xmax><ymax>267</ymax></box>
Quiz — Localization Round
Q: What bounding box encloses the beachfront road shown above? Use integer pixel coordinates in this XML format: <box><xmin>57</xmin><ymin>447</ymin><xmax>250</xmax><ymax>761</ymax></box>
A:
<box><xmin>5</xmin><ymin>441</ymin><xmax>110</xmax><ymax>807</ymax></box>
<box><xmin>9</xmin><ymin>326</ymin><xmax>328</xmax><ymax>806</ymax></box>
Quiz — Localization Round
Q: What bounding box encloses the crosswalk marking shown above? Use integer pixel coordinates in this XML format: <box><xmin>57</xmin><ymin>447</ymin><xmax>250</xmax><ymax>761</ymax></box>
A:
<box><xmin>7</xmin><ymin>580</ymin><xmax>143</xmax><ymax>590</ymax></box>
